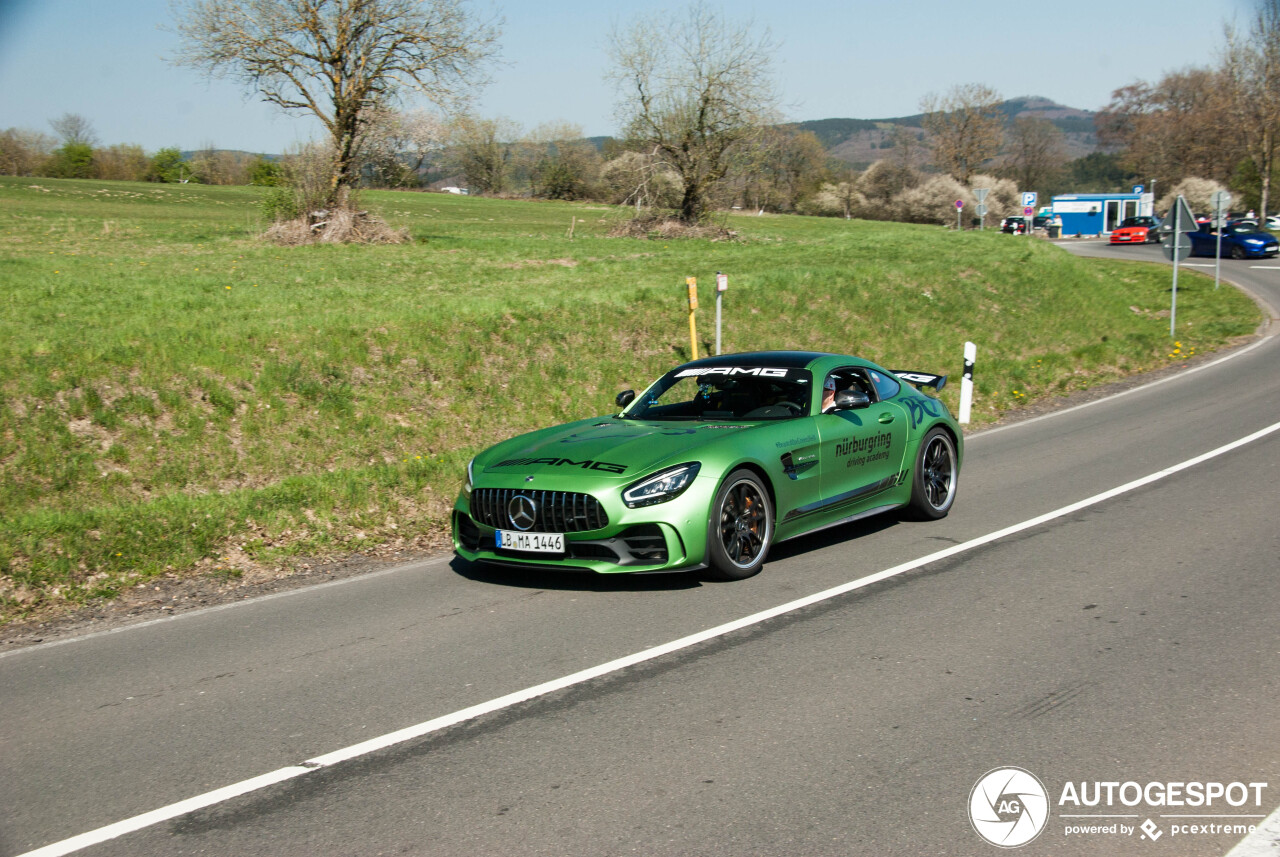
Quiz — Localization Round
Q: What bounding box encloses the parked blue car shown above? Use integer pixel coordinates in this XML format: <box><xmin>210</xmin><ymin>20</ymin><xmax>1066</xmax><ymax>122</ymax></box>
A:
<box><xmin>1185</xmin><ymin>222</ymin><xmax>1279</xmax><ymax>259</ymax></box>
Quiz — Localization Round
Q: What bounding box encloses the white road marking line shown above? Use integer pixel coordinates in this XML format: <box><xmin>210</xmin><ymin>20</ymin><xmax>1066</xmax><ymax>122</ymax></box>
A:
<box><xmin>970</xmin><ymin>336</ymin><xmax>1271</xmax><ymax>440</ymax></box>
<box><xmin>17</xmin><ymin>419</ymin><xmax>1280</xmax><ymax>857</ymax></box>
<box><xmin>1225</xmin><ymin>803</ymin><xmax>1280</xmax><ymax>856</ymax></box>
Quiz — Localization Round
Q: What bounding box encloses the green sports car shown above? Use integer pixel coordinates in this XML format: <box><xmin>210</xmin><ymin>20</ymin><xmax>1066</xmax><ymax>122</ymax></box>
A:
<box><xmin>453</xmin><ymin>351</ymin><xmax>963</xmax><ymax>580</ymax></box>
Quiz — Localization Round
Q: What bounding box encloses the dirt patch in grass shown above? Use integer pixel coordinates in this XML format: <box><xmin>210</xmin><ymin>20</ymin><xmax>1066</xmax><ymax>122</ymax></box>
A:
<box><xmin>263</xmin><ymin>209</ymin><xmax>410</xmax><ymax>245</ymax></box>
<box><xmin>607</xmin><ymin>215</ymin><xmax>738</xmax><ymax>241</ymax></box>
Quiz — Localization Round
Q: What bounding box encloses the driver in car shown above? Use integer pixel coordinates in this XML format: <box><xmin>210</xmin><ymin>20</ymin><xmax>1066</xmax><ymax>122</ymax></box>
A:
<box><xmin>821</xmin><ymin>375</ymin><xmax>837</xmax><ymax>413</ymax></box>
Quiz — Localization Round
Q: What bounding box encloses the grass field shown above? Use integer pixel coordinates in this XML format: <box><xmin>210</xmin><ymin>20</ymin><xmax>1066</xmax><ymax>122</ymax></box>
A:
<box><xmin>0</xmin><ymin>176</ymin><xmax>1262</xmax><ymax>622</ymax></box>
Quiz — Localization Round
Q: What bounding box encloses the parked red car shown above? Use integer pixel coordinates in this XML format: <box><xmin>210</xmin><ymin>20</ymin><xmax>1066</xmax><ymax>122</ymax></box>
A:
<box><xmin>1109</xmin><ymin>216</ymin><xmax>1162</xmax><ymax>245</ymax></box>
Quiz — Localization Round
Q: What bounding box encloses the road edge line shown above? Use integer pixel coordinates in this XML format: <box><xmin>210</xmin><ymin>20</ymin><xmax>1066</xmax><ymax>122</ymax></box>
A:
<box><xmin>17</xmin><ymin>419</ymin><xmax>1280</xmax><ymax>857</ymax></box>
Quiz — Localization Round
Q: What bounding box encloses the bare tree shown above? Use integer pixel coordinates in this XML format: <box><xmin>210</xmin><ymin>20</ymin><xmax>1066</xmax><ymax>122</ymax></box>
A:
<box><xmin>362</xmin><ymin>107</ymin><xmax>447</xmax><ymax>186</ymax></box>
<box><xmin>171</xmin><ymin>0</ymin><xmax>500</xmax><ymax>208</ymax></box>
<box><xmin>525</xmin><ymin>121</ymin><xmax>601</xmax><ymax>201</ymax></box>
<box><xmin>920</xmin><ymin>84</ymin><xmax>1004</xmax><ymax>184</ymax></box>
<box><xmin>95</xmin><ymin>144</ymin><xmax>151</xmax><ymax>181</ymax></box>
<box><xmin>857</xmin><ymin>159</ymin><xmax>921</xmax><ymax>218</ymax></box>
<box><xmin>1003</xmin><ymin>116</ymin><xmax>1067</xmax><ymax>193</ymax></box>
<box><xmin>0</xmin><ymin>128</ymin><xmax>57</xmax><ymax>176</ymax></box>
<box><xmin>889</xmin><ymin>123</ymin><xmax>924</xmax><ymax>171</ymax></box>
<box><xmin>447</xmin><ymin>115</ymin><xmax>521</xmax><ymax>194</ymax></box>
<box><xmin>1097</xmin><ymin>69</ymin><xmax>1239</xmax><ymax>190</ymax></box>
<box><xmin>607</xmin><ymin>2</ymin><xmax>780</xmax><ymax>223</ymax></box>
<box><xmin>1222</xmin><ymin>0</ymin><xmax>1280</xmax><ymax>217</ymax></box>
<box><xmin>49</xmin><ymin>113</ymin><xmax>98</xmax><ymax>147</ymax></box>
<box><xmin>599</xmin><ymin>149</ymin><xmax>682</xmax><ymax>211</ymax></box>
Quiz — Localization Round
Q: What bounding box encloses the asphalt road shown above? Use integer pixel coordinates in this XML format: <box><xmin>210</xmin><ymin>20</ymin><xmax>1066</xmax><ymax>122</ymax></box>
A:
<box><xmin>3</xmin><ymin>238</ymin><xmax>1278</xmax><ymax>857</ymax></box>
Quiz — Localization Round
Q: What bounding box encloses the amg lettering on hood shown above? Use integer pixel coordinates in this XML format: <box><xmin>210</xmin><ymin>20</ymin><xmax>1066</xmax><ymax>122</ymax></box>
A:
<box><xmin>493</xmin><ymin>457</ymin><xmax>628</xmax><ymax>474</ymax></box>
<box><xmin>674</xmin><ymin>367</ymin><xmax>789</xmax><ymax>378</ymax></box>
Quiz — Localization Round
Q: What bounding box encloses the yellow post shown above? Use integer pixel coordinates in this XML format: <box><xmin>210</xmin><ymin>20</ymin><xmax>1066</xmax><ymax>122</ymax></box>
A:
<box><xmin>686</xmin><ymin>277</ymin><xmax>699</xmax><ymax>360</ymax></box>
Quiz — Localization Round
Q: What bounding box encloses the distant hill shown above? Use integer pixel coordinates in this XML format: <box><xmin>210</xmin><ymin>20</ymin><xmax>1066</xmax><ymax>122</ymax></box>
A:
<box><xmin>789</xmin><ymin>96</ymin><xmax>1099</xmax><ymax>169</ymax></box>
<box><xmin>586</xmin><ymin>97</ymin><xmax>1098</xmax><ymax>168</ymax></box>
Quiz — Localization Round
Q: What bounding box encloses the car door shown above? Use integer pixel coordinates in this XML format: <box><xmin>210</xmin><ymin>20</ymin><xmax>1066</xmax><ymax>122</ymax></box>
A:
<box><xmin>815</xmin><ymin>368</ymin><xmax>909</xmax><ymax>518</ymax></box>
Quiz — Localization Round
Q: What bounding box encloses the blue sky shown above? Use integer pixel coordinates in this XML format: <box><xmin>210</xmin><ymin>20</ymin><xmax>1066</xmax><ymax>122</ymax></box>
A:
<box><xmin>0</xmin><ymin>0</ymin><xmax>1253</xmax><ymax>154</ymax></box>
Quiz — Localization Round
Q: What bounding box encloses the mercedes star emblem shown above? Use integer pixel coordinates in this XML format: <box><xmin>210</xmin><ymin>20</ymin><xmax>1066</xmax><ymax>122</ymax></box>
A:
<box><xmin>508</xmin><ymin>495</ymin><xmax>537</xmax><ymax>531</ymax></box>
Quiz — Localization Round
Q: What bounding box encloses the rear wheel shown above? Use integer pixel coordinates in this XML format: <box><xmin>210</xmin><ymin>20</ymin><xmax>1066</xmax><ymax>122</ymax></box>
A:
<box><xmin>907</xmin><ymin>428</ymin><xmax>958</xmax><ymax>520</ymax></box>
<box><xmin>705</xmin><ymin>470</ymin><xmax>773</xmax><ymax>581</ymax></box>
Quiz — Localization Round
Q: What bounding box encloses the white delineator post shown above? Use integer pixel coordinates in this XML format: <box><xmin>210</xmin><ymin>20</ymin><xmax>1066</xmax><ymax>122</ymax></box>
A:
<box><xmin>959</xmin><ymin>341</ymin><xmax>976</xmax><ymax>424</ymax></box>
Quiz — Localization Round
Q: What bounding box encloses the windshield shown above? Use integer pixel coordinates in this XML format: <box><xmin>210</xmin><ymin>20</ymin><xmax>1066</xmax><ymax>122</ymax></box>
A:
<box><xmin>623</xmin><ymin>366</ymin><xmax>813</xmax><ymax>421</ymax></box>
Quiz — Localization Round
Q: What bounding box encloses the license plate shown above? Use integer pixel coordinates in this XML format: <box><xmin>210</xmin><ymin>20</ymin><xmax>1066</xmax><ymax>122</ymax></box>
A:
<box><xmin>496</xmin><ymin>530</ymin><xmax>565</xmax><ymax>554</ymax></box>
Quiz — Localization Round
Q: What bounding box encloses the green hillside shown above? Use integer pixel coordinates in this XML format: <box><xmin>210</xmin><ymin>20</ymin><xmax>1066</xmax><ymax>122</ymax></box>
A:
<box><xmin>0</xmin><ymin>177</ymin><xmax>1258</xmax><ymax>622</ymax></box>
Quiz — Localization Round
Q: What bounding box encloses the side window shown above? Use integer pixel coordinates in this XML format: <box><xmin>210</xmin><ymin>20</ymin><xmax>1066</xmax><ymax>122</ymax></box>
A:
<box><xmin>866</xmin><ymin>369</ymin><xmax>900</xmax><ymax>400</ymax></box>
<box><xmin>828</xmin><ymin>367</ymin><xmax>876</xmax><ymax>401</ymax></box>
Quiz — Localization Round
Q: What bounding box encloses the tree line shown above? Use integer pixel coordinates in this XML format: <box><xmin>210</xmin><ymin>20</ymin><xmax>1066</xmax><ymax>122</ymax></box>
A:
<box><xmin>1098</xmin><ymin>0</ymin><xmax>1280</xmax><ymax>217</ymax></box>
<box><xmin>0</xmin><ymin>115</ymin><xmax>284</xmax><ymax>186</ymax></box>
<box><xmin>3</xmin><ymin>0</ymin><xmax>1275</xmax><ymax>233</ymax></box>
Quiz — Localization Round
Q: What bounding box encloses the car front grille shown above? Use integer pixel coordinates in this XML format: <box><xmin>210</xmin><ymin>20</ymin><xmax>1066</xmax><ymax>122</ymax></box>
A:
<box><xmin>471</xmin><ymin>488</ymin><xmax>609</xmax><ymax>533</ymax></box>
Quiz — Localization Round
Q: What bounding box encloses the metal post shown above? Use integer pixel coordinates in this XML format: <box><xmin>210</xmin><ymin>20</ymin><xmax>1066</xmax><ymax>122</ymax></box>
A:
<box><xmin>1214</xmin><ymin>196</ymin><xmax>1224</xmax><ymax>290</ymax></box>
<box><xmin>714</xmin><ymin>272</ymin><xmax>727</xmax><ymax>355</ymax></box>
<box><xmin>1170</xmin><ymin>207</ymin><xmax>1179</xmax><ymax>338</ymax></box>
<box><xmin>959</xmin><ymin>341</ymin><xmax>976</xmax><ymax>424</ymax></box>
<box><xmin>686</xmin><ymin>277</ymin><xmax>699</xmax><ymax>360</ymax></box>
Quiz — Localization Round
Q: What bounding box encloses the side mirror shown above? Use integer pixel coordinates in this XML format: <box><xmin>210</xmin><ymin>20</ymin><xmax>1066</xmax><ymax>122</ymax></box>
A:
<box><xmin>833</xmin><ymin>390</ymin><xmax>871</xmax><ymax>411</ymax></box>
<box><xmin>616</xmin><ymin>389</ymin><xmax>636</xmax><ymax>408</ymax></box>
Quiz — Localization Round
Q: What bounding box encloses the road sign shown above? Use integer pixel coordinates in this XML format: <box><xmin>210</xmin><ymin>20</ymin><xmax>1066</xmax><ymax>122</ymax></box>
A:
<box><xmin>1172</xmin><ymin>195</ymin><xmax>1196</xmax><ymax>230</ymax></box>
<box><xmin>1021</xmin><ymin>192</ymin><xmax>1037</xmax><ymax>208</ymax></box>
<box><xmin>1161</xmin><ymin>233</ymin><xmax>1192</xmax><ymax>262</ymax></box>
<box><xmin>1210</xmin><ymin>189</ymin><xmax>1231</xmax><ymax>212</ymax></box>
<box><xmin>1133</xmin><ymin>185</ymin><xmax>1144</xmax><ymax>194</ymax></box>
<box><xmin>975</xmin><ymin>203</ymin><xmax>988</xmax><ymax>217</ymax></box>
<box><xmin>1023</xmin><ymin>206</ymin><xmax>1034</xmax><ymax>216</ymax></box>
<box><xmin>974</xmin><ymin>188</ymin><xmax>990</xmax><ymax>203</ymax></box>
<box><xmin>955</xmin><ymin>199</ymin><xmax>964</xmax><ymax>209</ymax></box>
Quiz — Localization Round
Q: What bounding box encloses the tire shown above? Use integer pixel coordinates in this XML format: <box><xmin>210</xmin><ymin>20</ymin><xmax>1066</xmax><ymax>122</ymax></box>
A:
<box><xmin>1231</xmin><ymin>244</ymin><xmax>1246</xmax><ymax>260</ymax></box>
<box><xmin>705</xmin><ymin>469</ymin><xmax>773</xmax><ymax>581</ymax></box>
<box><xmin>907</xmin><ymin>428</ymin><xmax>958</xmax><ymax>520</ymax></box>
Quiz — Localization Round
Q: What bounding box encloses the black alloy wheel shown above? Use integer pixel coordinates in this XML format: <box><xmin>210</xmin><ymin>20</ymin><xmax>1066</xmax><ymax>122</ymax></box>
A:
<box><xmin>908</xmin><ymin>428</ymin><xmax>958</xmax><ymax>520</ymax></box>
<box><xmin>705</xmin><ymin>470</ymin><xmax>773</xmax><ymax>580</ymax></box>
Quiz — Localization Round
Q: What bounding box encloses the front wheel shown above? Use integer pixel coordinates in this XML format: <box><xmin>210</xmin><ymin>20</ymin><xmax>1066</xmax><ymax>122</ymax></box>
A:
<box><xmin>907</xmin><ymin>428</ymin><xmax>958</xmax><ymax>520</ymax></box>
<box><xmin>1231</xmin><ymin>244</ymin><xmax>1246</xmax><ymax>260</ymax></box>
<box><xmin>705</xmin><ymin>470</ymin><xmax>773</xmax><ymax>581</ymax></box>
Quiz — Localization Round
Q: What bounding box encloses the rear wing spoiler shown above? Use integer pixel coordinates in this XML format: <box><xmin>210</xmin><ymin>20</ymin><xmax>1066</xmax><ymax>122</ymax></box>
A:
<box><xmin>891</xmin><ymin>371</ymin><xmax>948</xmax><ymax>393</ymax></box>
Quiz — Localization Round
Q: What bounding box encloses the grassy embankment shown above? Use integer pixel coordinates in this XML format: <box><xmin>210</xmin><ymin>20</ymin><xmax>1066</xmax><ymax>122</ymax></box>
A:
<box><xmin>0</xmin><ymin>176</ymin><xmax>1261</xmax><ymax>622</ymax></box>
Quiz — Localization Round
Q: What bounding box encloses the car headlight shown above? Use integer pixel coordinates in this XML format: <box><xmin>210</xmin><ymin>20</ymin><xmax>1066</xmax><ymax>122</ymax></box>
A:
<box><xmin>463</xmin><ymin>457</ymin><xmax>476</xmax><ymax>499</ymax></box>
<box><xmin>623</xmin><ymin>463</ymin><xmax>701</xmax><ymax>508</ymax></box>
<box><xmin>1245</xmin><ymin>239</ymin><xmax>1264</xmax><ymax>245</ymax></box>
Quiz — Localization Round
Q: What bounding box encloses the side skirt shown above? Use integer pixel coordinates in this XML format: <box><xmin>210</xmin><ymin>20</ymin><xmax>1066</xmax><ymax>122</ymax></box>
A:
<box><xmin>775</xmin><ymin>502</ymin><xmax>904</xmax><ymax>544</ymax></box>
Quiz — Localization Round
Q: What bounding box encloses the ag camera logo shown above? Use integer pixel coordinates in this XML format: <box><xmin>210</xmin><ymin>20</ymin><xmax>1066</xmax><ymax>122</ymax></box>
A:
<box><xmin>969</xmin><ymin>767</ymin><xmax>1050</xmax><ymax>848</ymax></box>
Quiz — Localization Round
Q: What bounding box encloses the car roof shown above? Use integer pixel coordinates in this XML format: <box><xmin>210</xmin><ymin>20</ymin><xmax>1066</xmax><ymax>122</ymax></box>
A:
<box><xmin>675</xmin><ymin>351</ymin><xmax>871</xmax><ymax>373</ymax></box>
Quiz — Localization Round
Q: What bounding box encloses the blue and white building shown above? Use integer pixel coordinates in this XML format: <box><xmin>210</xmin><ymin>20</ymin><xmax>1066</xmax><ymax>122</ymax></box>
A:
<box><xmin>1049</xmin><ymin>191</ymin><xmax>1155</xmax><ymax>236</ymax></box>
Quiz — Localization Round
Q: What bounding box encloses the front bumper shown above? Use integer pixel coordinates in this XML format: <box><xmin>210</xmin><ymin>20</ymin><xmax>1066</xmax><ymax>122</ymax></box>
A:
<box><xmin>452</xmin><ymin>476</ymin><xmax>717</xmax><ymax>574</ymax></box>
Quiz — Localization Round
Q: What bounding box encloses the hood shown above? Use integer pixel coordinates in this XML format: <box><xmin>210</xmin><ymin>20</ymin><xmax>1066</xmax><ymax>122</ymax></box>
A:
<box><xmin>475</xmin><ymin>417</ymin><xmax>746</xmax><ymax>482</ymax></box>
